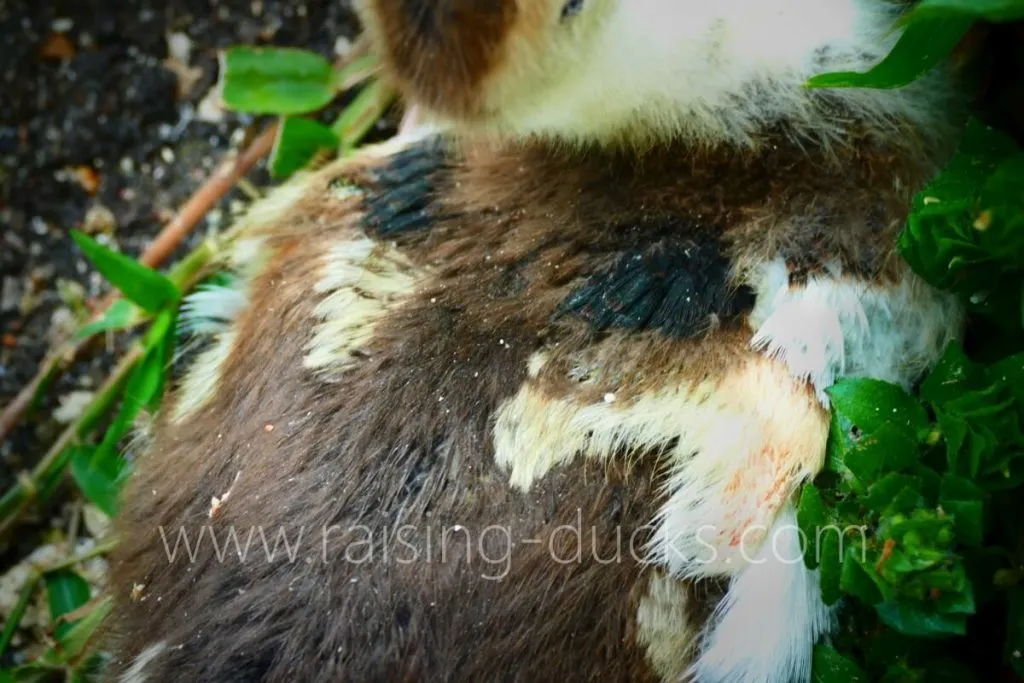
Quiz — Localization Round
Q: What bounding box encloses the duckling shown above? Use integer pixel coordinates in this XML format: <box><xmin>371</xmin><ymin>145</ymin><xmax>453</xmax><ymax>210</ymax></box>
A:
<box><xmin>104</xmin><ymin>1</ymin><xmax>965</xmax><ymax>681</ymax></box>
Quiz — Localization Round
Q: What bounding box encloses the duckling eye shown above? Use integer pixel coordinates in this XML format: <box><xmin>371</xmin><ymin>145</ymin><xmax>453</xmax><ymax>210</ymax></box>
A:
<box><xmin>561</xmin><ymin>0</ymin><xmax>584</xmax><ymax>20</ymax></box>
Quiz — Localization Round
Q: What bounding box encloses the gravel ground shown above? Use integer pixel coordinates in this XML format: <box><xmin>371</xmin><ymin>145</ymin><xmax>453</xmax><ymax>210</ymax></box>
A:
<box><xmin>0</xmin><ymin>0</ymin><xmax>365</xmax><ymax>663</ymax></box>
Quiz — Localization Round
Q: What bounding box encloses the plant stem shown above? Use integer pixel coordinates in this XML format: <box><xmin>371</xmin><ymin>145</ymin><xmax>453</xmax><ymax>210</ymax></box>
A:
<box><xmin>0</xmin><ymin>569</ymin><xmax>41</xmax><ymax>660</ymax></box>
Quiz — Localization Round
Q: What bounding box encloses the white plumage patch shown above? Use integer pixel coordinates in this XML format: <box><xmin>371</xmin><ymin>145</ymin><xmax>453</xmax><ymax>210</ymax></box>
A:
<box><xmin>748</xmin><ymin>259</ymin><xmax>963</xmax><ymax>402</ymax></box>
<box><xmin>689</xmin><ymin>507</ymin><xmax>834</xmax><ymax>683</ymax></box>
<box><xmin>117</xmin><ymin>641</ymin><xmax>167</xmax><ymax>683</ymax></box>
<box><xmin>493</xmin><ymin>353</ymin><xmax>828</xmax><ymax>578</ymax></box>
<box><xmin>179</xmin><ymin>279</ymin><xmax>249</xmax><ymax>337</ymax></box>
<box><xmin>171</xmin><ymin>329</ymin><xmax>238</xmax><ymax>424</ymax></box>
<box><xmin>303</xmin><ymin>235</ymin><xmax>425</xmax><ymax>373</ymax></box>
<box><xmin>478</xmin><ymin>0</ymin><xmax>952</xmax><ymax>148</ymax></box>
<box><xmin>170</xmin><ymin>272</ymin><xmax>251</xmax><ymax>424</ymax></box>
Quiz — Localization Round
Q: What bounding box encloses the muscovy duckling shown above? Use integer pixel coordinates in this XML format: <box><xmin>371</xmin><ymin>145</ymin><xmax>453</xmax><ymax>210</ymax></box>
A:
<box><xmin>105</xmin><ymin>0</ymin><xmax>964</xmax><ymax>681</ymax></box>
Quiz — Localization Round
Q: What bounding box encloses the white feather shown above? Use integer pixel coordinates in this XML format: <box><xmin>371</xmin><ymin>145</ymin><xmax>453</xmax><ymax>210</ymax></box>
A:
<box><xmin>748</xmin><ymin>259</ymin><xmax>963</xmax><ymax>402</ymax></box>
<box><xmin>689</xmin><ymin>507</ymin><xmax>835</xmax><ymax>683</ymax></box>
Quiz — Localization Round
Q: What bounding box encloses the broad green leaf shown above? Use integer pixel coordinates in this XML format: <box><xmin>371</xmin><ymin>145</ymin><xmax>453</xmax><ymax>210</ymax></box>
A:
<box><xmin>220</xmin><ymin>47</ymin><xmax>337</xmax><ymax>115</ymax></box>
<box><xmin>861</xmin><ymin>473</ymin><xmax>923</xmax><ymax>514</ymax></box>
<box><xmin>70</xmin><ymin>231</ymin><xmax>179</xmax><ymax>313</ymax></box>
<box><xmin>75</xmin><ymin>299</ymin><xmax>140</xmax><ymax>340</ymax></box>
<box><xmin>811</xmin><ymin>646</ymin><xmax>869</xmax><ymax>683</ymax></box>
<box><xmin>828</xmin><ymin>379</ymin><xmax>929</xmax><ymax>437</ymax></box>
<box><xmin>43</xmin><ymin>570</ymin><xmax>91</xmax><ymax>641</ymax></box>
<box><xmin>908</xmin><ymin>0</ymin><xmax>1024</xmax><ymax>23</ymax></box>
<box><xmin>841</xmin><ymin>422</ymin><xmax>920</xmax><ymax>485</ymax></box>
<box><xmin>988</xmin><ymin>352</ymin><xmax>1024</xmax><ymax>405</ymax></box>
<box><xmin>939</xmin><ymin>475</ymin><xmax>986</xmax><ymax>546</ymax></box>
<box><xmin>798</xmin><ymin>484</ymin><xmax>831</xmax><ymax>570</ymax></box>
<box><xmin>70</xmin><ymin>445</ymin><xmax>127</xmax><ymax>517</ymax></box>
<box><xmin>876</xmin><ymin>600</ymin><xmax>968</xmax><ymax>637</ymax></box>
<box><xmin>920</xmin><ymin>344</ymin><xmax>982</xmax><ymax>405</ymax></box>
<box><xmin>934</xmin><ymin>580</ymin><xmax>976</xmax><ymax>615</ymax></box>
<box><xmin>37</xmin><ymin>598</ymin><xmax>113</xmax><ymax>666</ymax></box>
<box><xmin>806</xmin><ymin>18</ymin><xmax>972</xmax><ymax>89</ymax></box>
<box><xmin>826</xmin><ymin>379</ymin><xmax>928</xmax><ymax>485</ymax></box>
<box><xmin>270</xmin><ymin>116</ymin><xmax>340</xmax><ymax>179</ymax></box>
<box><xmin>819</xmin><ymin>529</ymin><xmax>843</xmax><ymax>606</ymax></box>
<box><xmin>841</xmin><ymin>551</ymin><xmax>885</xmax><ymax>605</ymax></box>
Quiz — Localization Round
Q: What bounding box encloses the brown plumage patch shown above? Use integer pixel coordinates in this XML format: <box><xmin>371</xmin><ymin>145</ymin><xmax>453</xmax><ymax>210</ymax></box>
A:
<box><xmin>105</xmin><ymin>128</ymin><xmax>938</xmax><ymax>681</ymax></box>
<box><xmin>359</xmin><ymin>0</ymin><xmax>520</xmax><ymax>118</ymax></box>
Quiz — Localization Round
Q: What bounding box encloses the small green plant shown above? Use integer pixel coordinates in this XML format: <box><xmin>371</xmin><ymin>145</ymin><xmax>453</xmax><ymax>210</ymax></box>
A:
<box><xmin>0</xmin><ymin>42</ymin><xmax>393</xmax><ymax>681</ymax></box>
<box><xmin>804</xmin><ymin>2</ymin><xmax>1024</xmax><ymax>680</ymax></box>
<box><xmin>218</xmin><ymin>46</ymin><xmax>393</xmax><ymax>178</ymax></box>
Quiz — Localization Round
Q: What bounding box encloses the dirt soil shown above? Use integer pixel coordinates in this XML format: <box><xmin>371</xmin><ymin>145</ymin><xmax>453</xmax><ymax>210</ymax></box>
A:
<box><xmin>0</xmin><ymin>0</ymin><xmax>363</xmax><ymax>664</ymax></box>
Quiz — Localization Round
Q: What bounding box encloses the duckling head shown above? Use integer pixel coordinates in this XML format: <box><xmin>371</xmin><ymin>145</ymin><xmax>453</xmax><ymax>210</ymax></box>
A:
<box><xmin>355</xmin><ymin>0</ymin><xmax>955</xmax><ymax>149</ymax></box>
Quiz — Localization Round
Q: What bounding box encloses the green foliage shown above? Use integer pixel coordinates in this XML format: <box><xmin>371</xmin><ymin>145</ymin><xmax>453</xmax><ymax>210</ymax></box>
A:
<box><xmin>219</xmin><ymin>46</ymin><xmax>391</xmax><ymax>178</ymax></box>
<box><xmin>44</xmin><ymin>570</ymin><xmax>91</xmax><ymax>641</ymax></box>
<box><xmin>805</xmin><ymin>4</ymin><xmax>1024</xmax><ymax>680</ymax></box>
<box><xmin>807</xmin><ymin>0</ymin><xmax>1024</xmax><ymax>90</ymax></box>
<box><xmin>270</xmin><ymin>116</ymin><xmax>340</xmax><ymax>179</ymax></box>
<box><xmin>812</xmin><ymin>646</ymin><xmax>870</xmax><ymax>682</ymax></box>
<box><xmin>220</xmin><ymin>47</ymin><xmax>337</xmax><ymax>114</ymax></box>
<box><xmin>66</xmin><ymin>241</ymin><xmax>180</xmax><ymax>518</ymax></box>
<box><xmin>804</xmin><ymin>344</ymin><xmax>1024</xmax><ymax>677</ymax></box>
<box><xmin>908</xmin><ymin>0</ymin><xmax>1024</xmax><ymax>23</ymax></box>
<box><xmin>69</xmin><ymin>232</ymin><xmax>179</xmax><ymax>313</ymax></box>
<box><xmin>74</xmin><ymin>299</ymin><xmax>139</xmax><ymax>341</ymax></box>
<box><xmin>806</xmin><ymin>17</ymin><xmax>972</xmax><ymax>89</ymax></box>
<box><xmin>899</xmin><ymin>121</ymin><xmax>1024</xmax><ymax>326</ymax></box>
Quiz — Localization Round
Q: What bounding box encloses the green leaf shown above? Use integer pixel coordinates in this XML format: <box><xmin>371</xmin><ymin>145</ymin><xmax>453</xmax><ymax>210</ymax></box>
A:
<box><xmin>939</xmin><ymin>475</ymin><xmax>986</xmax><ymax>546</ymax></box>
<box><xmin>43</xmin><ymin>570</ymin><xmax>91</xmax><ymax>641</ymax></box>
<box><xmin>798</xmin><ymin>484</ymin><xmax>831</xmax><ymax>569</ymax></box>
<box><xmin>862</xmin><ymin>473</ymin><xmax>923</xmax><ymax>515</ymax></box>
<box><xmin>0</xmin><ymin>665</ymin><xmax>58</xmax><ymax>683</ymax></box>
<box><xmin>220</xmin><ymin>47</ymin><xmax>337</xmax><ymax>115</ymax></box>
<box><xmin>806</xmin><ymin>17</ymin><xmax>972</xmax><ymax>89</ymax></box>
<box><xmin>70</xmin><ymin>231</ymin><xmax>179</xmax><ymax>313</ymax></box>
<box><xmin>988</xmin><ymin>351</ymin><xmax>1024</xmax><ymax>405</ymax></box>
<box><xmin>269</xmin><ymin>116</ymin><xmax>340</xmax><ymax>179</ymax></box>
<box><xmin>94</xmin><ymin>308</ymin><xmax>176</xmax><ymax>465</ymax></box>
<box><xmin>899</xmin><ymin>121</ymin><xmax>1024</xmax><ymax>323</ymax></box>
<box><xmin>841</xmin><ymin>551</ymin><xmax>885</xmax><ymax>605</ymax></box>
<box><xmin>920</xmin><ymin>344</ymin><xmax>983</xmax><ymax>405</ymax></box>
<box><xmin>70</xmin><ymin>445</ymin><xmax>127</xmax><ymax>517</ymax></box>
<box><xmin>875</xmin><ymin>600</ymin><xmax>968</xmax><ymax>637</ymax></box>
<box><xmin>38</xmin><ymin>598</ymin><xmax>113</xmax><ymax>666</ymax></box>
<box><xmin>908</xmin><ymin>0</ymin><xmax>1024</xmax><ymax>23</ymax></box>
<box><xmin>75</xmin><ymin>299</ymin><xmax>140</xmax><ymax>340</ymax></box>
<box><xmin>0</xmin><ymin>572</ymin><xmax>40</xmax><ymax>661</ymax></box>
<box><xmin>828</xmin><ymin>379</ymin><xmax>930</xmax><ymax>438</ymax></box>
<box><xmin>839</xmin><ymin>421</ymin><xmax>921</xmax><ymax>486</ymax></box>
<box><xmin>819</xmin><ymin>528</ymin><xmax>844</xmax><ymax>606</ymax></box>
<box><xmin>826</xmin><ymin>379</ymin><xmax>928</xmax><ymax>485</ymax></box>
<box><xmin>811</xmin><ymin>646</ymin><xmax>869</xmax><ymax>683</ymax></box>
<box><xmin>332</xmin><ymin>79</ymin><xmax>397</xmax><ymax>153</ymax></box>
